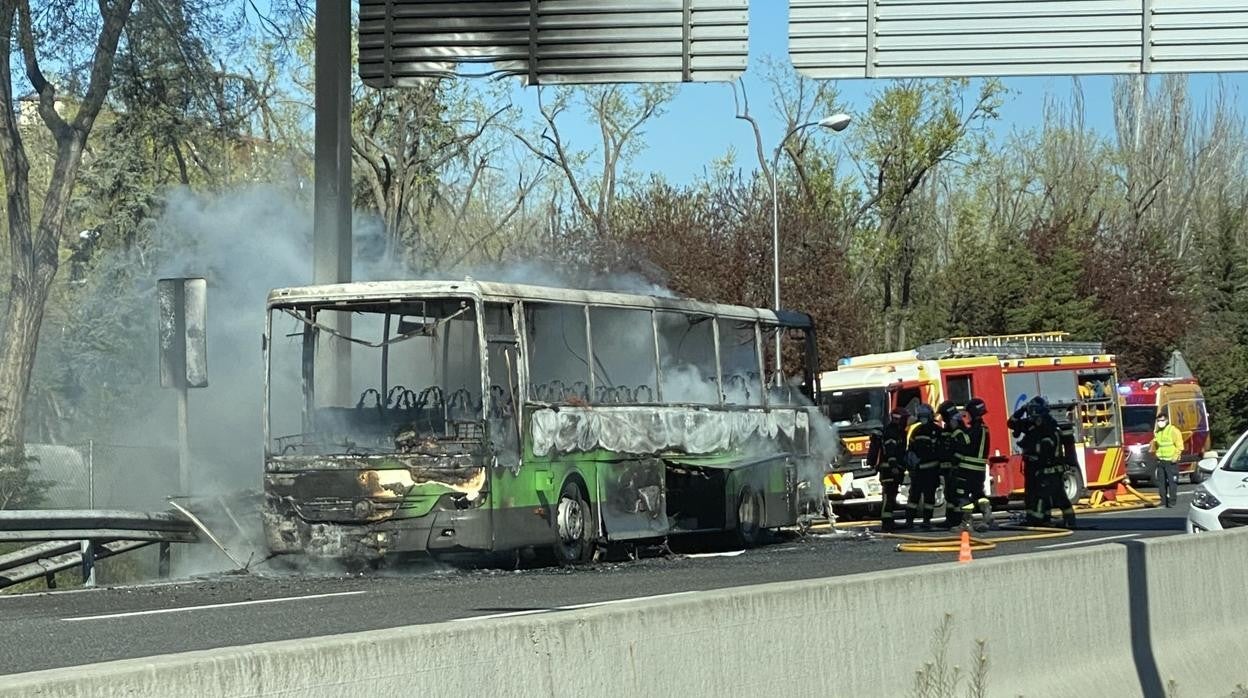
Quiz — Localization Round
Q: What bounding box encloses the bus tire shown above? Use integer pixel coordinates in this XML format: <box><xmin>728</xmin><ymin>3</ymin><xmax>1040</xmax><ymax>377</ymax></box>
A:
<box><xmin>734</xmin><ymin>486</ymin><xmax>764</xmax><ymax>548</ymax></box>
<box><xmin>553</xmin><ymin>478</ymin><xmax>594</xmax><ymax>565</ymax></box>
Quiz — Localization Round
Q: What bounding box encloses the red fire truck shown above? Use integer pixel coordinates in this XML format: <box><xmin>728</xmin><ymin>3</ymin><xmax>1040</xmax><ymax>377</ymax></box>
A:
<box><xmin>820</xmin><ymin>333</ymin><xmax>1126</xmax><ymax>511</ymax></box>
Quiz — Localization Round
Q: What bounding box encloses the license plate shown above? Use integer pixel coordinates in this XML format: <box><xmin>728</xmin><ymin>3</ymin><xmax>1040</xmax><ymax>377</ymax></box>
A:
<box><xmin>867</xmin><ymin>480</ymin><xmax>882</xmax><ymax>496</ymax></box>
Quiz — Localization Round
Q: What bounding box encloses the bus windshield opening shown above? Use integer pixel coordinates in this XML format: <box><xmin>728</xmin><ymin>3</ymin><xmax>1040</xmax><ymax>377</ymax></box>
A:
<box><xmin>268</xmin><ymin>298</ymin><xmax>483</xmax><ymax>457</ymax></box>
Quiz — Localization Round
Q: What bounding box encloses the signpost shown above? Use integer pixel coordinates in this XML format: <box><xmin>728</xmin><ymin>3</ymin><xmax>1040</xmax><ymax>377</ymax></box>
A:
<box><xmin>158</xmin><ymin>278</ymin><xmax>208</xmax><ymax>497</ymax></box>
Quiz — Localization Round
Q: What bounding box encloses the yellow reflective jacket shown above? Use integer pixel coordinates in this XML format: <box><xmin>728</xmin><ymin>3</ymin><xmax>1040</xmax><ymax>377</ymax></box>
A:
<box><xmin>1151</xmin><ymin>423</ymin><xmax>1184</xmax><ymax>462</ymax></box>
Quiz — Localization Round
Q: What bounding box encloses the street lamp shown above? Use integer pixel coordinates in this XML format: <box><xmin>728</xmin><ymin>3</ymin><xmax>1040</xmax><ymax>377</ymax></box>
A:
<box><xmin>770</xmin><ymin>113</ymin><xmax>851</xmax><ymax>385</ymax></box>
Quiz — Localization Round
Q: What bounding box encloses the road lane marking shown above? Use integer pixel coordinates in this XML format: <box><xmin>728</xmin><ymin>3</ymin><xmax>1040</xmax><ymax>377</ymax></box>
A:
<box><xmin>449</xmin><ymin>609</ymin><xmax>549</xmax><ymax>621</ymax></box>
<box><xmin>61</xmin><ymin>590</ymin><xmax>366</xmax><ymax>622</ymax></box>
<box><xmin>558</xmin><ymin>592</ymin><xmax>694</xmax><ymax>610</ymax></box>
<box><xmin>1037</xmin><ymin>534</ymin><xmax>1139</xmax><ymax>550</ymax></box>
<box><xmin>451</xmin><ymin>591</ymin><xmax>696</xmax><ymax>622</ymax></box>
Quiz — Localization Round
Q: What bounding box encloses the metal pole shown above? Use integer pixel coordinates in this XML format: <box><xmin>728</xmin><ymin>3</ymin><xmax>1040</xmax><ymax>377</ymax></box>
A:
<box><xmin>771</xmin><ymin>149</ymin><xmax>783</xmax><ymax>387</ymax></box>
<box><xmin>80</xmin><ymin>540</ymin><xmax>96</xmax><ymax>588</ymax></box>
<box><xmin>314</xmin><ymin>0</ymin><xmax>353</xmax><ymax>406</ymax></box>
<box><xmin>158</xmin><ymin>542</ymin><xmax>171</xmax><ymax>579</ymax></box>
<box><xmin>87</xmin><ymin>439</ymin><xmax>94</xmax><ymax>509</ymax></box>
<box><xmin>177</xmin><ymin>384</ymin><xmax>191</xmax><ymax>496</ymax></box>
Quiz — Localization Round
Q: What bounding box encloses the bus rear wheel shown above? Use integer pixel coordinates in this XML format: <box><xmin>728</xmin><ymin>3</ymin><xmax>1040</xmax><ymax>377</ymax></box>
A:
<box><xmin>553</xmin><ymin>479</ymin><xmax>594</xmax><ymax>565</ymax></box>
<box><xmin>734</xmin><ymin>487</ymin><xmax>765</xmax><ymax>548</ymax></box>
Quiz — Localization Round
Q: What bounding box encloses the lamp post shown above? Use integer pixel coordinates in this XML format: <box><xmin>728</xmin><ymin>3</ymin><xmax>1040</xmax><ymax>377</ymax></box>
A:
<box><xmin>770</xmin><ymin>113</ymin><xmax>851</xmax><ymax>384</ymax></box>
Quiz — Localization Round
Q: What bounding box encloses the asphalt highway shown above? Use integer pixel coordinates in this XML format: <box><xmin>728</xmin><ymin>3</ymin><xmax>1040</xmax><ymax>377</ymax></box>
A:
<box><xmin>0</xmin><ymin>486</ymin><xmax>1196</xmax><ymax>676</ymax></box>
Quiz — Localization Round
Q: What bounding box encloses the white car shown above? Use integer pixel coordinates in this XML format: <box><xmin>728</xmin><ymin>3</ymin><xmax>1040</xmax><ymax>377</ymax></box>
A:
<box><xmin>1186</xmin><ymin>431</ymin><xmax>1248</xmax><ymax>533</ymax></box>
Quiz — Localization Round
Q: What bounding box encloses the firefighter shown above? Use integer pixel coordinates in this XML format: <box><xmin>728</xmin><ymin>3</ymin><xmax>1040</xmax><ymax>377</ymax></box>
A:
<box><xmin>935</xmin><ymin>399</ymin><xmax>962</xmax><ymax>528</ymax></box>
<box><xmin>904</xmin><ymin>403</ymin><xmax>943</xmax><ymax>530</ymax></box>
<box><xmin>1009</xmin><ymin>399</ymin><xmax>1042</xmax><ymax>524</ymax></box>
<box><xmin>1017</xmin><ymin>397</ymin><xmax>1077</xmax><ymax>528</ymax></box>
<box><xmin>868</xmin><ymin>407</ymin><xmax>910</xmax><ymax>531</ymax></box>
<box><xmin>952</xmin><ymin>397</ymin><xmax>996</xmax><ymax>532</ymax></box>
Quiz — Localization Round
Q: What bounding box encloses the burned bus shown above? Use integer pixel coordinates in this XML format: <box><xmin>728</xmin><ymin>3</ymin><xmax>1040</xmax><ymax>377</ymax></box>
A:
<box><xmin>262</xmin><ymin>279</ymin><xmax>825</xmax><ymax>564</ymax></box>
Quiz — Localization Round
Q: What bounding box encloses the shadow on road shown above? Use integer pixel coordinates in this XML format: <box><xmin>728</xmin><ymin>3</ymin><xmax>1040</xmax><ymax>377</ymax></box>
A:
<box><xmin>1122</xmin><ymin>539</ymin><xmax>1164</xmax><ymax>697</ymax></box>
<box><xmin>1081</xmin><ymin>513</ymin><xmax>1188</xmax><ymax>533</ymax></box>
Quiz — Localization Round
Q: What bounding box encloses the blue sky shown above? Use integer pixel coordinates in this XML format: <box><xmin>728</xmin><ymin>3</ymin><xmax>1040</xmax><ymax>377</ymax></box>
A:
<box><xmin>500</xmin><ymin>1</ymin><xmax>1248</xmax><ymax>185</ymax></box>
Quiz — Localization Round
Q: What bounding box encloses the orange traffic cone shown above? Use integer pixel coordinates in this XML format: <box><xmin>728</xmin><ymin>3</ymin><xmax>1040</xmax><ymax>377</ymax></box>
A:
<box><xmin>958</xmin><ymin>529</ymin><xmax>973</xmax><ymax>564</ymax></box>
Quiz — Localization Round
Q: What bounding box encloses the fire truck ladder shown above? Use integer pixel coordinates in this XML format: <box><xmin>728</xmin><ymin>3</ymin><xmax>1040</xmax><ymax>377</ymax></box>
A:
<box><xmin>915</xmin><ymin>332</ymin><xmax>1106</xmax><ymax>360</ymax></box>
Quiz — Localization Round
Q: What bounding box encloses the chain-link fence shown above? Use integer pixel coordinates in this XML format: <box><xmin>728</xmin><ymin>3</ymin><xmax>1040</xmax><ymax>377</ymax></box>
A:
<box><xmin>25</xmin><ymin>442</ymin><xmax>179</xmax><ymax>510</ymax></box>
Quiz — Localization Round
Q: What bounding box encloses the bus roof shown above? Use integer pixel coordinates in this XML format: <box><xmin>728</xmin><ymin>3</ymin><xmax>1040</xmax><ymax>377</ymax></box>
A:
<box><xmin>266</xmin><ymin>279</ymin><xmax>813</xmax><ymax>328</ymax></box>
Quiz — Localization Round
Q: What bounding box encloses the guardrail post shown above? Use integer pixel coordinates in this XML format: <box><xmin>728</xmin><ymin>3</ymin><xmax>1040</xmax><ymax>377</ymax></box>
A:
<box><xmin>158</xmin><ymin>542</ymin><xmax>171</xmax><ymax>578</ymax></box>
<box><xmin>44</xmin><ymin>571</ymin><xmax>56</xmax><ymax>589</ymax></box>
<box><xmin>80</xmin><ymin>540</ymin><xmax>96</xmax><ymax>588</ymax></box>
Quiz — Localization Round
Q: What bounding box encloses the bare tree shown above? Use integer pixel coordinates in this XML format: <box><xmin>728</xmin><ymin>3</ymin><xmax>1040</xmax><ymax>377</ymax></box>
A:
<box><xmin>350</xmin><ymin>78</ymin><xmax>547</xmax><ymax>272</ymax></box>
<box><xmin>513</xmin><ymin>84</ymin><xmax>674</xmax><ymax>239</ymax></box>
<box><xmin>0</xmin><ymin>0</ymin><xmax>137</xmax><ymax>449</ymax></box>
<box><xmin>733</xmin><ymin>58</ymin><xmax>850</xmax><ymax>211</ymax></box>
<box><xmin>849</xmin><ymin>78</ymin><xmax>1004</xmax><ymax>349</ymax></box>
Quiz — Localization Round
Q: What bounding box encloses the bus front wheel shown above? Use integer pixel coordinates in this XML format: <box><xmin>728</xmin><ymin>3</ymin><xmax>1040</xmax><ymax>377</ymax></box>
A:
<box><xmin>553</xmin><ymin>479</ymin><xmax>595</xmax><ymax>565</ymax></box>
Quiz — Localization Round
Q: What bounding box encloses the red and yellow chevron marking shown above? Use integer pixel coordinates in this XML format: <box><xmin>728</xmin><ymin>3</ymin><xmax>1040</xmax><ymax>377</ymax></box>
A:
<box><xmin>1087</xmin><ymin>446</ymin><xmax>1124</xmax><ymax>488</ymax></box>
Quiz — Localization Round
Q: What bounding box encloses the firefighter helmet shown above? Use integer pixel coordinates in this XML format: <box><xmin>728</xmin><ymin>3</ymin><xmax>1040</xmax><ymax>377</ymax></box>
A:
<box><xmin>915</xmin><ymin>404</ymin><xmax>935</xmax><ymax>424</ymax></box>
<box><xmin>936</xmin><ymin>399</ymin><xmax>958</xmax><ymax>421</ymax></box>
<box><xmin>890</xmin><ymin>407</ymin><xmax>910</xmax><ymax>425</ymax></box>
<box><xmin>966</xmin><ymin>397</ymin><xmax>988</xmax><ymax>419</ymax></box>
<box><xmin>1027</xmin><ymin>396</ymin><xmax>1050</xmax><ymax>420</ymax></box>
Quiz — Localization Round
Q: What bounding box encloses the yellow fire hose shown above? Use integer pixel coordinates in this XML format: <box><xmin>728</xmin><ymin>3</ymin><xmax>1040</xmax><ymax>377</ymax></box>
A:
<box><xmin>1075</xmin><ymin>482</ymin><xmax>1161</xmax><ymax>512</ymax></box>
<box><xmin>889</xmin><ymin>525</ymin><xmax>1072</xmax><ymax>553</ymax></box>
<box><xmin>802</xmin><ymin>483</ymin><xmax>1164</xmax><ymax>553</ymax></box>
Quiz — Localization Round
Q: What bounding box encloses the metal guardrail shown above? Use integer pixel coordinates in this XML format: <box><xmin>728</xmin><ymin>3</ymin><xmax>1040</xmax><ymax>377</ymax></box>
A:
<box><xmin>0</xmin><ymin>509</ymin><xmax>199</xmax><ymax>591</ymax></box>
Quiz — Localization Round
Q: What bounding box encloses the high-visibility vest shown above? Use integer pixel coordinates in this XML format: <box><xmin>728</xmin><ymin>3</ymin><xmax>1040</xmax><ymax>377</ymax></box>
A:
<box><xmin>1153</xmin><ymin>424</ymin><xmax>1184</xmax><ymax>461</ymax></box>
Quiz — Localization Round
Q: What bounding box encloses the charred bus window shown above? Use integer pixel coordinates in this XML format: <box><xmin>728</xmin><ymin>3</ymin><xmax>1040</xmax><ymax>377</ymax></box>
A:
<box><xmin>589</xmin><ymin>307</ymin><xmax>659</xmax><ymax>404</ymax></box>
<box><xmin>763</xmin><ymin>325</ymin><xmax>813</xmax><ymax>404</ymax></box>
<box><xmin>655</xmin><ymin>311</ymin><xmax>719</xmax><ymax>405</ymax></box>
<box><xmin>525</xmin><ymin>302</ymin><xmax>591</xmax><ymax>403</ymax></box>
<box><xmin>268</xmin><ymin>299</ymin><xmax>482</xmax><ymax>456</ymax></box>
<box><xmin>718</xmin><ymin>320</ymin><xmax>762</xmax><ymax>406</ymax></box>
<box><xmin>267</xmin><ymin>310</ymin><xmax>306</xmax><ymax>453</ymax></box>
<box><xmin>485</xmin><ymin>303</ymin><xmax>520</xmax><ymax>467</ymax></box>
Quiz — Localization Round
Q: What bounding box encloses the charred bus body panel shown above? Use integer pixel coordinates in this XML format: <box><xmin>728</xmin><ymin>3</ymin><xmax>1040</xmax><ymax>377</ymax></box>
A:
<box><xmin>262</xmin><ymin>280</ymin><xmax>824</xmax><ymax>561</ymax></box>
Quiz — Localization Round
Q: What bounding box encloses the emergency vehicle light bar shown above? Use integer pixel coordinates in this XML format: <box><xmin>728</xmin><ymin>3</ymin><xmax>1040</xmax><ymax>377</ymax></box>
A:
<box><xmin>917</xmin><ymin>332</ymin><xmax>1106</xmax><ymax>360</ymax></box>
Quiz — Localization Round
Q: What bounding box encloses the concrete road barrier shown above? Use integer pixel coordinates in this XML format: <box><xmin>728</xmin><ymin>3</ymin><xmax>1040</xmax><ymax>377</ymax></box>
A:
<box><xmin>3</xmin><ymin>530</ymin><xmax>1246</xmax><ymax>698</ymax></box>
<box><xmin>1132</xmin><ymin>532</ymin><xmax>1248</xmax><ymax>696</ymax></box>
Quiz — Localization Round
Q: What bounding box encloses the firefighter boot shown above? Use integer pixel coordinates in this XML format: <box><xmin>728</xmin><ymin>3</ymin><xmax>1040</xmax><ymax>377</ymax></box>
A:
<box><xmin>979</xmin><ymin>499</ymin><xmax>999</xmax><ymax>531</ymax></box>
<box><xmin>1062</xmin><ymin>510</ymin><xmax>1077</xmax><ymax>530</ymax></box>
